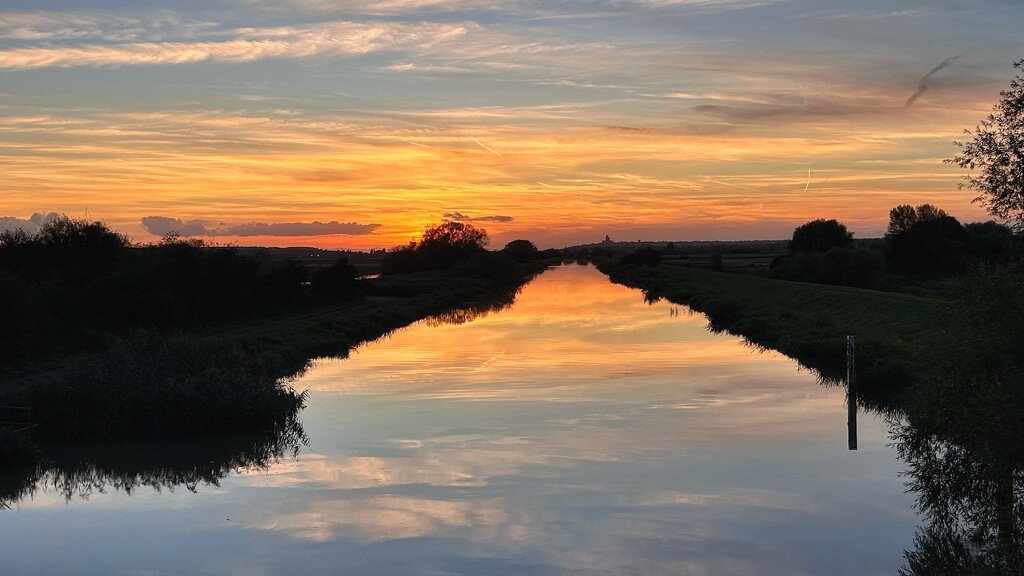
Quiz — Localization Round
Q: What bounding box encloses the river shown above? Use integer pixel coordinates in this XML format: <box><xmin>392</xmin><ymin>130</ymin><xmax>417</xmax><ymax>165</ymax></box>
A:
<box><xmin>0</xmin><ymin>264</ymin><xmax>918</xmax><ymax>575</ymax></box>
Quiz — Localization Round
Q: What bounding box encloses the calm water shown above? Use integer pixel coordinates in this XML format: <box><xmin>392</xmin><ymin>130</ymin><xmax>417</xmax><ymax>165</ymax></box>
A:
<box><xmin>1</xmin><ymin>264</ymin><xmax>917</xmax><ymax>575</ymax></box>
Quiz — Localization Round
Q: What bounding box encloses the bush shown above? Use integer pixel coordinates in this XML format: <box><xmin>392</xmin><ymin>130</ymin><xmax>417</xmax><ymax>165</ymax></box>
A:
<box><xmin>502</xmin><ymin>239</ymin><xmax>540</xmax><ymax>262</ymax></box>
<box><xmin>789</xmin><ymin>219</ymin><xmax>854</xmax><ymax>253</ymax></box>
<box><xmin>620</xmin><ymin>247</ymin><xmax>661</xmax><ymax>266</ymax></box>
<box><xmin>771</xmin><ymin>247</ymin><xmax>883</xmax><ymax>288</ymax></box>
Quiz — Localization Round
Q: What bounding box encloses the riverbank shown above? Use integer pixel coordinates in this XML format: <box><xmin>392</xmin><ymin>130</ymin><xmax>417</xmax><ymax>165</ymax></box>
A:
<box><xmin>0</xmin><ymin>261</ymin><xmax>551</xmax><ymax>463</ymax></box>
<box><xmin>595</xmin><ymin>259</ymin><xmax>956</xmax><ymax>404</ymax></box>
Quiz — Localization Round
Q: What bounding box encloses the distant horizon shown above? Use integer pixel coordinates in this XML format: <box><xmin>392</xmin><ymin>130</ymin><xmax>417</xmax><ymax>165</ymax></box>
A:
<box><xmin>7</xmin><ymin>210</ymin><xmax>982</xmax><ymax>253</ymax></box>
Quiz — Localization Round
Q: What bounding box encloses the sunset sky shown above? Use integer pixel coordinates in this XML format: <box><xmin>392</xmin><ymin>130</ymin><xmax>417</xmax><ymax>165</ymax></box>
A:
<box><xmin>1</xmin><ymin>1</ymin><xmax>1021</xmax><ymax>249</ymax></box>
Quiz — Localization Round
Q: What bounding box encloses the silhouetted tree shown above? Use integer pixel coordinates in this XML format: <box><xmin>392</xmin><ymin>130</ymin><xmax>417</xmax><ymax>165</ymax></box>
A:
<box><xmin>949</xmin><ymin>60</ymin><xmax>1024</xmax><ymax>231</ymax></box>
<box><xmin>502</xmin><ymin>239</ymin><xmax>539</xmax><ymax>262</ymax></box>
<box><xmin>0</xmin><ymin>216</ymin><xmax>130</xmax><ymax>281</ymax></box>
<box><xmin>887</xmin><ymin>205</ymin><xmax>919</xmax><ymax>238</ymax></box>
<box><xmin>381</xmin><ymin>222</ymin><xmax>490</xmax><ymax>274</ymax></box>
<box><xmin>888</xmin><ymin>215</ymin><xmax>967</xmax><ymax>275</ymax></box>
<box><xmin>789</xmin><ymin>219</ymin><xmax>854</xmax><ymax>253</ymax></box>
<box><xmin>421</xmin><ymin>221</ymin><xmax>489</xmax><ymax>252</ymax></box>
<box><xmin>886</xmin><ymin>204</ymin><xmax>950</xmax><ymax>239</ymax></box>
<box><xmin>966</xmin><ymin>221</ymin><xmax>1016</xmax><ymax>265</ymax></box>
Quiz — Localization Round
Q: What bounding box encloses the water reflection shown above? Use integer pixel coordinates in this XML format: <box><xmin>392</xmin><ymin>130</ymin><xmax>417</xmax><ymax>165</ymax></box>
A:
<box><xmin>0</xmin><ymin>265</ymin><xmax>920</xmax><ymax>575</ymax></box>
<box><xmin>893</xmin><ymin>386</ymin><xmax>1024</xmax><ymax>574</ymax></box>
<box><xmin>423</xmin><ymin>283</ymin><xmax>521</xmax><ymax>327</ymax></box>
<box><xmin>1</xmin><ymin>417</ymin><xmax>305</xmax><ymax>508</ymax></box>
<box><xmin>251</xmin><ymin>265</ymin><xmax>914</xmax><ymax>574</ymax></box>
<box><xmin>896</xmin><ymin>421</ymin><xmax>1024</xmax><ymax>574</ymax></box>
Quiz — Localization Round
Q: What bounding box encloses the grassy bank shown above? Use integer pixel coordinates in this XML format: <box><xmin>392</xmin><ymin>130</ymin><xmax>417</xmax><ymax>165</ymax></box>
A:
<box><xmin>0</xmin><ymin>261</ymin><xmax>549</xmax><ymax>460</ymax></box>
<box><xmin>596</xmin><ymin>259</ymin><xmax>956</xmax><ymax>401</ymax></box>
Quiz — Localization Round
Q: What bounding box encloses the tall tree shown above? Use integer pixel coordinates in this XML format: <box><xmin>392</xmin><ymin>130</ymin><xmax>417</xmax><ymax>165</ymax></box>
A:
<box><xmin>789</xmin><ymin>219</ymin><xmax>854</xmax><ymax>253</ymax></box>
<box><xmin>420</xmin><ymin>221</ymin><xmax>489</xmax><ymax>252</ymax></box>
<box><xmin>949</xmin><ymin>60</ymin><xmax>1024</xmax><ymax>231</ymax></box>
<box><xmin>886</xmin><ymin>204</ymin><xmax>950</xmax><ymax>239</ymax></box>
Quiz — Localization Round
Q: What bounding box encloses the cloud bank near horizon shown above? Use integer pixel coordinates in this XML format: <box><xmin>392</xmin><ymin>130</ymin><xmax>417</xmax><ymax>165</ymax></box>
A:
<box><xmin>443</xmin><ymin>212</ymin><xmax>514</xmax><ymax>223</ymax></box>
<box><xmin>141</xmin><ymin>216</ymin><xmax>381</xmax><ymax>237</ymax></box>
<box><xmin>0</xmin><ymin>212</ymin><xmax>60</xmax><ymax>235</ymax></box>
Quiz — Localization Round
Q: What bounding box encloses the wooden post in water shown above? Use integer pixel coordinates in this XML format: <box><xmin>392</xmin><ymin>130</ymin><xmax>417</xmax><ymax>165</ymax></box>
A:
<box><xmin>847</xmin><ymin>335</ymin><xmax>858</xmax><ymax>451</ymax></box>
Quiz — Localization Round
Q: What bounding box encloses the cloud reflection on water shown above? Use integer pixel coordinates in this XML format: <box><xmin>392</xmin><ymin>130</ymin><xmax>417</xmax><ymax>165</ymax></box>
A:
<box><xmin>221</xmin><ymin>265</ymin><xmax>913</xmax><ymax>574</ymax></box>
<box><xmin>1</xmin><ymin>265</ymin><xmax>915</xmax><ymax>575</ymax></box>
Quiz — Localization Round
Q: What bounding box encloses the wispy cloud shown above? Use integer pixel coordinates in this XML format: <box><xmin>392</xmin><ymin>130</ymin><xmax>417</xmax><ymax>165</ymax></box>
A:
<box><xmin>141</xmin><ymin>216</ymin><xmax>380</xmax><ymax>237</ymax></box>
<box><xmin>0</xmin><ymin>20</ymin><xmax>473</xmax><ymax>69</ymax></box>
<box><xmin>0</xmin><ymin>11</ymin><xmax>217</xmax><ymax>42</ymax></box>
<box><xmin>242</xmin><ymin>0</ymin><xmax>781</xmax><ymax>16</ymax></box>
<box><xmin>690</xmin><ymin>90</ymin><xmax>892</xmax><ymax>123</ymax></box>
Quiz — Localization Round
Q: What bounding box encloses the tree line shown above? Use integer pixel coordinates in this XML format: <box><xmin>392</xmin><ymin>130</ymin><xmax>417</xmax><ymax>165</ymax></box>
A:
<box><xmin>768</xmin><ymin>206</ymin><xmax>1016</xmax><ymax>289</ymax></box>
<box><xmin>379</xmin><ymin>220</ymin><xmax>560</xmax><ymax>279</ymax></box>
<box><xmin>0</xmin><ymin>219</ymin><xmax>360</xmax><ymax>370</ymax></box>
<box><xmin>0</xmin><ymin>217</ymin><xmax>556</xmax><ymax>372</ymax></box>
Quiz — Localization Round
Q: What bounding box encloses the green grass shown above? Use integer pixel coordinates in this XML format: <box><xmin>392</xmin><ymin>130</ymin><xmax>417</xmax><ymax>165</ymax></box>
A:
<box><xmin>598</xmin><ymin>260</ymin><xmax>956</xmax><ymax>398</ymax></box>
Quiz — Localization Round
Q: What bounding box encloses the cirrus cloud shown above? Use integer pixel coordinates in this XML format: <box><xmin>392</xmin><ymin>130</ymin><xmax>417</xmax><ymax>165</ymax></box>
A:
<box><xmin>141</xmin><ymin>216</ymin><xmax>380</xmax><ymax>237</ymax></box>
<box><xmin>0</xmin><ymin>20</ymin><xmax>473</xmax><ymax>69</ymax></box>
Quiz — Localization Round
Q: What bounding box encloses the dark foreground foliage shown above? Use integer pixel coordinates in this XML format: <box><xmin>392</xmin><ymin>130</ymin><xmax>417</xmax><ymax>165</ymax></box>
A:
<box><xmin>619</xmin><ymin>246</ymin><xmax>662</xmax><ymax>267</ymax></box>
<box><xmin>0</xmin><ymin>217</ymin><xmax>362</xmax><ymax>374</ymax></box>
<box><xmin>26</xmin><ymin>331</ymin><xmax>307</xmax><ymax>442</ymax></box>
<box><xmin>0</xmin><ymin>430</ymin><xmax>40</xmax><ymax>469</ymax></box>
<box><xmin>894</xmin><ymin>266</ymin><xmax>1024</xmax><ymax>575</ymax></box>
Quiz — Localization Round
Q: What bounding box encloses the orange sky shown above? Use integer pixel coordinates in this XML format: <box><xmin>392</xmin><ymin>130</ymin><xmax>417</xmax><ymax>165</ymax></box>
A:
<box><xmin>0</xmin><ymin>2</ymin><xmax>1016</xmax><ymax>249</ymax></box>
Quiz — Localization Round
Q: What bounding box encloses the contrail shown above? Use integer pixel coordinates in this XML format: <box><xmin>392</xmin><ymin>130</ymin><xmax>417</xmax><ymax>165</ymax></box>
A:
<box><xmin>703</xmin><ymin>177</ymin><xmax>757</xmax><ymax>192</ymax></box>
<box><xmin>803</xmin><ymin>168</ymin><xmax>811</xmax><ymax>193</ymax></box>
<box><xmin>474</xmin><ymin>140</ymin><xmax>502</xmax><ymax>157</ymax></box>
<box><xmin>904</xmin><ymin>50</ymin><xmax>968</xmax><ymax>109</ymax></box>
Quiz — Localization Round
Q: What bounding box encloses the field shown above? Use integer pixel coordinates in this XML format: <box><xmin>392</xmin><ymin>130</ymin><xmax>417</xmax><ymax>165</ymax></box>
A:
<box><xmin>597</xmin><ymin>259</ymin><xmax>957</xmax><ymax>403</ymax></box>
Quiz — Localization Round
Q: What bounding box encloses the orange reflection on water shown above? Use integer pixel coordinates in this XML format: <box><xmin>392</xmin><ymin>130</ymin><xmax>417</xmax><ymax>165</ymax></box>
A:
<box><xmin>303</xmin><ymin>264</ymin><xmax>804</xmax><ymax>400</ymax></box>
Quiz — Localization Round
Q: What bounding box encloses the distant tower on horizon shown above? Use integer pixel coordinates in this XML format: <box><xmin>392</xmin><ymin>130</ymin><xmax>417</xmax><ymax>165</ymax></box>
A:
<box><xmin>602</xmin><ymin>235</ymin><xmax>612</xmax><ymax>245</ymax></box>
